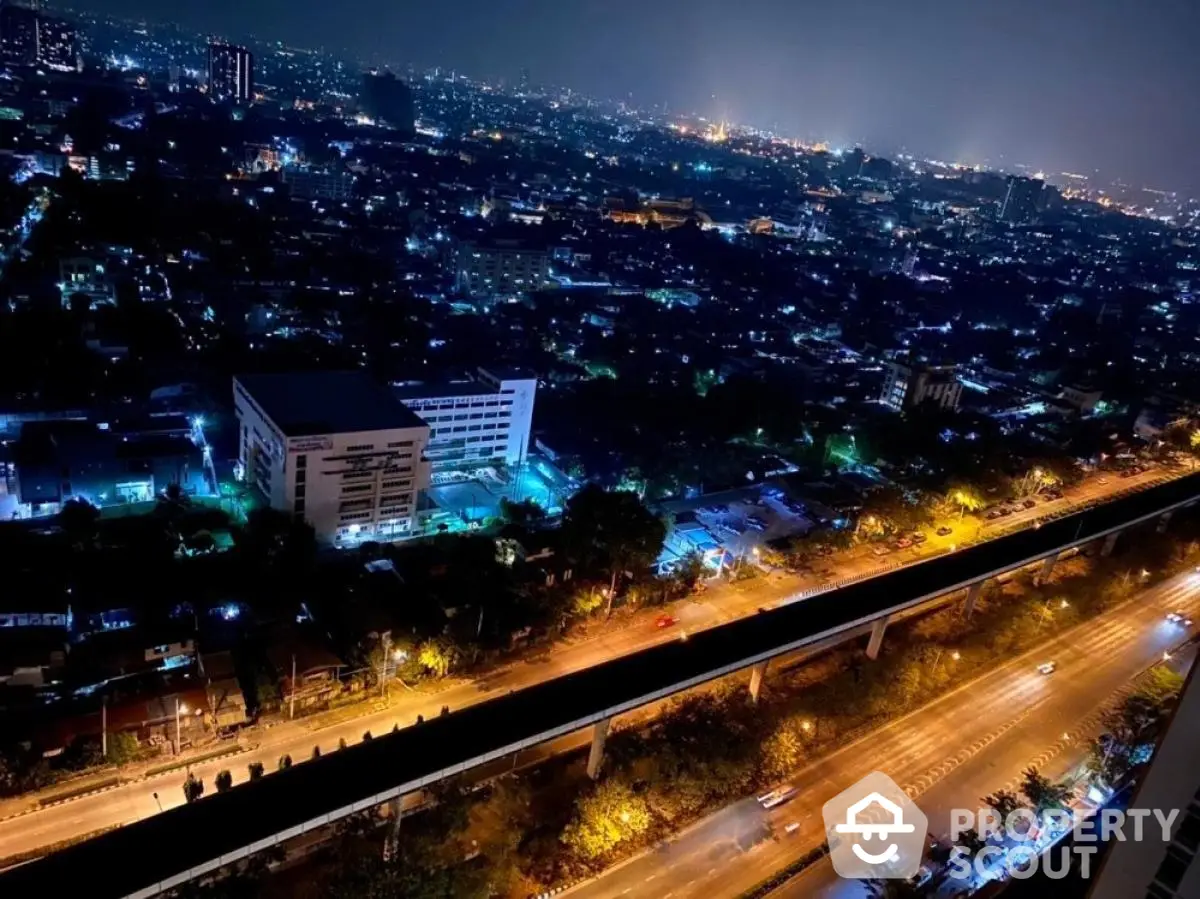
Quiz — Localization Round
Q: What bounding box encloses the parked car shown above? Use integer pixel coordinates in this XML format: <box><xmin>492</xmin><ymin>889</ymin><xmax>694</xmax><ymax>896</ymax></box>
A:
<box><xmin>1023</xmin><ymin>498</ymin><xmax>1037</xmax><ymax>509</ymax></box>
<box><xmin>655</xmin><ymin>614</ymin><xmax>677</xmax><ymax>629</ymax></box>
<box><xmin>936</xmin><ymin>526</ymin><xmax>953</xmax><ymax>537</ymax></box>
<box><xmin>872</xmin><ymin>545</ymin><xmax>891</xmax><ymax>556</ymax></box>
<box><xmin>894</xmin><ymin>537</ymin><xmax>913</xmax><ymax>549</ymax></box>
<box><xmin>911</xmin><ymin>532</ymin><xmax>928</xmax><ymax>544</ymax></box>
<box><xmin>1037</xmin><ymin>661</ymin><xmax>1057</xmax><ymax>675</ymax></box>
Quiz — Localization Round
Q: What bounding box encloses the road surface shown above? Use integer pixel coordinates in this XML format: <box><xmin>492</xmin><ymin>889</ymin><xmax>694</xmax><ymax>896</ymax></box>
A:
<box><xmin>564</xmin><ymin>568</ymin><xmax>1200</xmax><ymax>899</ymax></box>
<box><xmin>0</xmin><ymin>467</ymin><xmax>1176</xmax><ymax>862</ymax></box>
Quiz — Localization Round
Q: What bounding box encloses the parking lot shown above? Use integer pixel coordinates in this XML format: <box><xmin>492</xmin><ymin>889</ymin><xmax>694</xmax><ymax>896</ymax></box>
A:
<box><xmin>661</xmin><ymin>485</ymin><xmax>814</xmax><ymax>569</ymax></box>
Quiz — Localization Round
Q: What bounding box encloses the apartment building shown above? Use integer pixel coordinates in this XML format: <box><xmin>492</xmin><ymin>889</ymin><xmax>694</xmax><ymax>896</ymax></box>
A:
<box><xmin>455</xmin><ymin>239</ymin><xmax>550</xmax><ymax>297</ymax></box>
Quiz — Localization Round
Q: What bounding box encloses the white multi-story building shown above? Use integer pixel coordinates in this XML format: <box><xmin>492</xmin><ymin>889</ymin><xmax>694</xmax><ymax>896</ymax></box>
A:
<box><xmin>393</xmin><ymin>367</ymin><xmax>536</xmax><ymax>478</ymax></box>
<box><xmin>234</xmin><ymin>372</ymin><xmax>431</xmax><ymax>546</ymax></box>
<box><xmin>880</xmin><ymin>361</ymin><xmax>962</xmax><ymax>412</ymax></box>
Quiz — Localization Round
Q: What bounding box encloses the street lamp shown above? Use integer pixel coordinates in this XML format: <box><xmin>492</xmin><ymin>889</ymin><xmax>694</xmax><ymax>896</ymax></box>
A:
<box><xmin>175</xmin><ymin>700</ymin><xmax>188</xmax><ymax>755</ymax></box>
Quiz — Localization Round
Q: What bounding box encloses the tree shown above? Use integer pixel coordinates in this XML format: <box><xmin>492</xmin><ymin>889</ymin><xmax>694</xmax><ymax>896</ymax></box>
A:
<box><xmin>1090</xmin><ymin>671</ymin><xmax>1182</xmax><ymax>784</ymax></box>
<box><xmin>561</xmin><ymin>485</ymin><xmax>667</xmax><ymax>614</ymax></box>
<box><xmin>247</xmin><ymin>761</ymin><xmax>264</xmax><ymax>780</ymax></box>
<box><xmin>499</xmin><ymin>497</ymin><xmax>546</xmax><ymax>528</ymax></box>
<box><xmin>944</xmin><ymin>482</ymin><xmax>985</xmax><ymax>519</ymax></box>
<box><xmin>861</xmin><ymin>485</ymin><xmax>935</xmax><ymax>535</ymax></box>
<box><xmin>154</xmin><ymin>482</ymin><xmax>192</xmax><ymax>537</ymax></box>
<box><xmin>278</xmin><ymin>754</ymin><xmax>293</xmax><ymax>771</ymax></box>
<box><xmin>957</xmin><ymin>827</ymin><xmax>988</xmax><ymax>857</ymax></box>
<box><xmin>106</xmin><ymin>731</ymin><xmax>140</xmax><ymax>765</ymax></box>
<box><xmin>672</xmin><ymin>551</ymin><xmax>706</xmax><ymax>594</ymax></box>
<box><xmin>571</xmin><ymin>586</ymin><xmax>605</xmax><ymax>617</ymax></box>
<box><xmin>761</xmin><ymin>720</ymin><xmax>805</xmax><ymax>780</ymax></box>
<box><xmin>980</xmin><ymin>789</ymin><xmax>1021</xmax><ymax>835</ymax></box>
<box><xmin>182</xmin><ymin>772</ymin><xmax>205</xmax><ymax>803</ymax></box>
<box><xmin>561</xmin><ymin>779</ymin><xmax>651</xmax><ymax>860</ymax></box>
<box><xmin>1019</xmin><ymin>767</ymin><xmax>1072</xmax><ymax>818</ymax></box>
<box><xmin>416</xmin><ymin>637</ymin><xmax>461</xmax><ymax>678</ymax></box>
<box><xmin>58</xmin><ymin>497</ymin><xmax>100</xmax><ymax>547</ymax></box>
<box><xmin>214</xmin><ymin>769</ymin><xmax>233</xmax><ymax>793</ymax></box>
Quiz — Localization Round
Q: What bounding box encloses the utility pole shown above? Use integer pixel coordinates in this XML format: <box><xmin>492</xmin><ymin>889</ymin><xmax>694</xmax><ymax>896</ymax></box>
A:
<box><xmin>289</xmin><ymin>654</ymin><xmax>297</xmax><ymax>720</ymax></box>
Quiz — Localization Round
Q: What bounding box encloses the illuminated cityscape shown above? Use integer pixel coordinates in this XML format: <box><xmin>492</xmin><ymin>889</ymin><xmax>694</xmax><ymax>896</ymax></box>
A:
<box><xmin>0</xmin><ymin>3</ymin><xmax>1196</xmax><ymax>899</ymax></box>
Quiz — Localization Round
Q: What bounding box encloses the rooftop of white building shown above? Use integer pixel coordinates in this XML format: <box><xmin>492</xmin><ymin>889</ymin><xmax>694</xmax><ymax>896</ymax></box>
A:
<box><xmin>235</xmin><ymin>371</ymin><xmax>426</xmax><ymax>437</ymax></box>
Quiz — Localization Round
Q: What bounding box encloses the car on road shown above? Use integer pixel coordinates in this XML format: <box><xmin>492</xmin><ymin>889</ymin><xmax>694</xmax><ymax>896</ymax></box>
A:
<box><xmin>911</xmin><ymin>532</ymin><xmax>927</xmax><ymax>544</ymax></box>
<box><xmin>1045</xmin><ymin>489</ymin><xmax>1064</xmax><ymax>500</ymax></box>
<box><xmin>1023</xmin><ymin>498</ymin><xmax>1037</xmax><ymax>509</ymax></box>
<box><xmin>1098</xmin><ymin>477</ymin><xmax>1110</xmax><ymax>485</ymax></box>
<box><xmin>758</xmin><ymin>785</ymin><xmax>798</xmax><ymax>809</ymax></box>
<box><xmin>936</xmin><ymin>526</ymin><xmax>953</xmax><ymax>537</ymax></box>
<box><xmin>872</xmin><ymin>545</ymin><xmax>891</xmax><ymax>556</ymax></box>
<box><xmin>1037</xmin><ymin>661</ymin><xmax>1058</xmax><ymax>675</ymax></box>
<box><xmin>894</xmin><ymin>537</ymin><xmax>914</xmax><ymax>549</ymax></box>
<box><xmin>655</xmin><ymin>614</ymin><xmax>677</xmax><ymax>629</ymax></box>
<box><xmin>986</xmin><ymin>509</ymin><xmax>1001</xmax><ymax>520</ymax></box>
<box><xmin>1166</xmin><ymin>612</ymin><xmax>1194</xmax><ymax>626</ymax></box>
<box><xmin>999</xmin><ymin>506</ymin><xmax>1014</xmax><ymax>517</ymax></box>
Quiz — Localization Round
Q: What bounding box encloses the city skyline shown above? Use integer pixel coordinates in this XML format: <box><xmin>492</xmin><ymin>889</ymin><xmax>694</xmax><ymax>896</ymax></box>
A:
<box><xmin>76</xmin><ymin>0</ymin><xmax>1200</xmax><ymax>197</ymax></box>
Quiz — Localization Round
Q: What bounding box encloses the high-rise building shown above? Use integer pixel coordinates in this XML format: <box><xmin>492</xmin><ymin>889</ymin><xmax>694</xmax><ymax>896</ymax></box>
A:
<box><xmin>0</xmin><ymin>0</ymin><xmax>39</xmax><ymax>66</ymax></box>
<box><xmin>359</xmin><ymin>70</ymin><xmax>415</xmax><ymax>134</ymax></box>
<box><xmin>1088</xmin><ymin>663</ymin><xmax>1200</xmax><ymax>899</ymax></box>
<box><xmin>207</xmin><ymin>41</ymin><xmax>253</xmax><ymax>103</ymax></box>
<box><xmin>880</xmin><ymin>360</ymin><xmax>962</xmax><ymax>412</ymax></box>
<box><xmin>35</xmin><ymin>14</ymin><xmax>76</xmax><ymax>71</ymax></box>
<box><xmin>999</xmin><ymin>175</ymin><xmax>1045</xmax><ymax>224</ymax></box>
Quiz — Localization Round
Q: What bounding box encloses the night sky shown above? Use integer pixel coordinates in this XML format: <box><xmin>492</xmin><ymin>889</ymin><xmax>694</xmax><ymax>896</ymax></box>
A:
<box><xmin>79</xmin><ymin>0</ymin><xmax>1200</xmax><ymax>194</ymax></box>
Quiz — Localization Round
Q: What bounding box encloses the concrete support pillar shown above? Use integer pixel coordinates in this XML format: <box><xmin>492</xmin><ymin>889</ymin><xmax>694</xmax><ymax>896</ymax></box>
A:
<box><xmin>748</xmin><ymin>661</ymin><xmax>768</xmax><ymax>704</ymax></box>
<box><xmin>383</xmin><ymin>795</ymin><xmax>402</xmax><ymax>860</ymax></box>
<box><xmin>866</xmin><ymin>616</ymin><xmax>889</xmax><ymax>660</ymax></box>
<box><xmin>963</xmin><ymin>580</ymin><xmax>984</xmax><ymax>619</ymax></box>
<box><xmin>1101</xmin><ymin>531</ymin><xmax>1120</xmax><ymax>557</ymax></box>
<box><xmin>1157</xmin><ymin>512</ymin><xmax>1173</xmax><ymax>535</ymax></box>
<box><xmin>1034</xmin><ymin>553</ymin><xmax>1057</xmax><ymax>586</ymax></box>
<box><xmin>586</xmin><ymin>717</ymin><xmax>611</xmax><ymax>780</ymax></box>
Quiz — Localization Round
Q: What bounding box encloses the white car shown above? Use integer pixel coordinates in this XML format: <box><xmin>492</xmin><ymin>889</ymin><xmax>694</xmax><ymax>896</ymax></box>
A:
<box><xmin>1037</xmin><ymin>661</ymin><xmax>1057</xmax><ymax>675</ymax></box>
<box><xmin>1166</xmin><ymin>612</ymin><xmax>1194</xmax><ymax>626</ymax></box>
